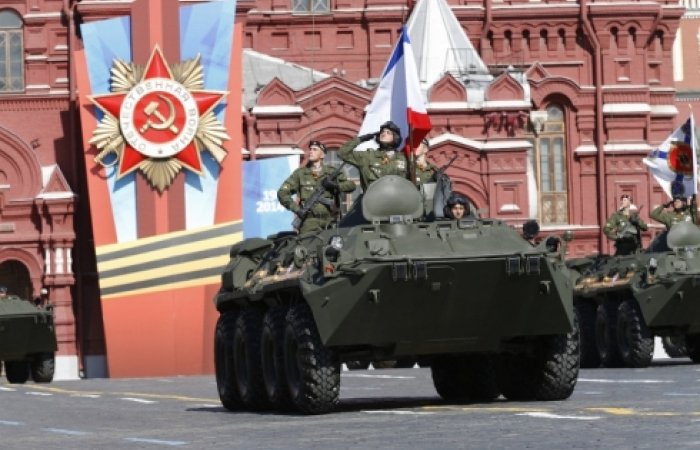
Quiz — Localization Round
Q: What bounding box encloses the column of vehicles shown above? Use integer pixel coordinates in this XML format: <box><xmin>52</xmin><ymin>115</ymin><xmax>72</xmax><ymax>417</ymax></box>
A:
<box><xmin>567</xmin><ymin>220</ymin><xmax>700</xmax><ymax>368</ymax></box>
<box><xmin>212</xmin><ymin>173</ymin><xmax>581</xmax><ymax>414</ymax></box>
<box><xmin>0</xmin><ymin>291</ymin><xmax>58</xmax><ymax>384</ymax></box>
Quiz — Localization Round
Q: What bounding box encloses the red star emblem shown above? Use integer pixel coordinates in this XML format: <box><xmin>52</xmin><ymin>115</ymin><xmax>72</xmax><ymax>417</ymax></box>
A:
<box><xmin>88</xmin><ymin>45</ymin><xmax>227</xmax><ymax>179</ymax></box>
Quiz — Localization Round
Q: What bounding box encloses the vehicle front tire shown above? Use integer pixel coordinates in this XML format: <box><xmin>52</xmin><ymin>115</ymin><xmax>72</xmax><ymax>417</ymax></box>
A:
<box><xmin>595</xmin><ymin>302</ymin><xmax>623</xmax><ymax>368</ymax></box>
<box><xmin>233</xmin><ymin>307</ymin><xmax>269</xmax><ymax>410</ymax></box>
<box><xmin>345</xmin><ymin>361</ymin><xmax>370</xmax><ymax>370</ymax></box>
<box><xmin>576</xmin><ymin>301</ymin><xmax>600</xmax><ymax>368</ymax></box>
<box><xmin>214</xmin><ymin>311</ymin><xmax>242</xmax><ymax>411</ymax></box>
<box><xmin>497</xmin><ymin>315</ymin><xmax>579</xmax><ymax>401</ymax></box>
<box><xmin>685</xmin><ymin>333</ymin><xmax>700</xmax><ymax>363</ymax></box>
<box><xmin>284</xmin><ymin>303</ymin><xmax>340</xmax><ymax>414</ymax></box>
<box><xmin>5</xmin><ymin>361</ymin><xmax>30</xmax><ymax>384</ymax></box>
<box><xmin>616</xmin><ymin>300</ymin><xmax>654</xmax><ymax>368</ymax></box>
<box><xmin>261</xmin><ymin>306</ymin><xmax>293</xmax><ymax>410</ymax></box>
<box><xmin>30</xmin><ymin>353</ymin><xmax>55</xmax><ymax>383</ymax></box>
<box><xmin>662</xmin><ymin>335</ymin><xmax>687</xmax><ymax>358</ymax></box>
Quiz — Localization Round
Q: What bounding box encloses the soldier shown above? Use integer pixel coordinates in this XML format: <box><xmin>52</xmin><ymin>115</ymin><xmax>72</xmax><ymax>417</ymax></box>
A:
<box><xmin>603</xmin><ymin>195</ymin><xmax>648</xmax><ymax>256</ymax></box>
<box><xmin>277</xmin><ymin>140</ymin><xmax>356</xmax><ymax>234</ymax></box>
<box><xmin>0</xmin><ymin>285</ymin><xmax>6</xmax><ymax>298</ymax></box>
<box><xmin>337</xmin><ymin>121</ymin><xmax>408</xmax><ymax>191</ymax></box>
<box><xmin>651</xmin><ymin>195</ymin><xmax>694</xmax><ymax>231</ymax></box>
<box><xmin>444</xmin><ymin>193</ymin><xmax>470</xmax><ymax>220</ymax></box>
<box><xmin>414</xmin><ymin>137</ymin><xmax>437</xmax><ymax>186</ymax></box>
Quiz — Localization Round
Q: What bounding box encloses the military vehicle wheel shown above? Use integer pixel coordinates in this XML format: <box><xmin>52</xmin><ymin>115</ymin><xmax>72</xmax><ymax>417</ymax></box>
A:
<box><xmin>346</xmin><ymin>361</ymin><xmax>370</xmax><ymax>370</ymax></box>
<box><xmin>662</xmin><ymin>336</ymin><xmax>688</xmax><ymax>358</ymax></box>
<box><xmin>261</xmin><ymin>306</ymin><xmax>293</xmax><ymax>410</ymax></box>
<box><xmin>595</xmin><ymin>302</ymin><xmax>623</xmax><ymax>368</ymax></box>
<box><xmin>284</xmin><ymin>302</ymin><xmax>340</xmax><ymax>414</ymax></box>
<box><xmin>373</xmin><ymin>360</ymin><xmax>398</xmax><ymax>369</ymax></box>
<box><xmin>214</xmin><ymin>311</ymin><xmax>243</xmax><ymax>410</ymax></box>
<box><xmin>616</xmin><ymin>300</ymin><xmax>654</xmax><ymax>368</ymax></box>
<box><xmin>685</xmin><ymin>333</ymin><xmax>700</xmax><ymax>363</ymax></box>
<box><xmin>30</xmin><ymin>353</ymin><xmax>55</xmax><ymax>383</ymax></box>
<box><xmin>233</xmin><ymin>307</ymin><xmax>269</xmax><ymax>410</ymax></box>
<box><xmin>432</xmin><ymin>355</ymin><xmax>499</xmax><ymax>401</ymax></box>
<box><xmin>5</xmin><ymin>361</ymin><xmax>30</xmax><ymax>384</ymax></box>
<box><xmin>497</xmin><ymin>317</ymin><xmax>579</xmax><ymax>401</ymax></box>
<box><xmin>575</xmin><ymin>302</ymin><xmax>600</xmax><ymax>368</ymax></box>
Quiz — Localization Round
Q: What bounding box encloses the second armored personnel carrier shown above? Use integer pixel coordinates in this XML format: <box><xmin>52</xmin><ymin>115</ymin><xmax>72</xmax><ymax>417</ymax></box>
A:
<box><xmin>213</xmin><ymin>176</ymin><xmax>580</xmax><ymax>414</ymax></box>
<box><xmin>569</xmin><ymin>221</ymin><xmax>700</xmax><ymax>368</ymax></box>
<box><xmin>0</xmin><ymin>294</ymin><xmax>58</xmax><ymax>383</ymax></box>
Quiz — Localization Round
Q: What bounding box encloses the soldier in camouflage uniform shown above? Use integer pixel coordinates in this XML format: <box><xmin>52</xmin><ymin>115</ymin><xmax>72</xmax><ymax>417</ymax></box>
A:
<box><xmin>414</xmin><ymin>137</ymin><xmax>437</xmax><ymax>186</ymax></box>
<box><xmin>603</xmin><ymin>195</ymin><xmax>648</xmax><ymax>256</ymax></box>
<box><xmin>337</xmin><ymin>121</ymin><xmax>408</xmax><ymax>191</ymax></box>
<box><xmin>277</xmin><ymin>141</ymin><xmax>356</xmax><ymax>234</ymax></box>
<box><xmin>651</xmin><ymin>196</ymin><xmax>694</xmax><ymax>231</ymax></box>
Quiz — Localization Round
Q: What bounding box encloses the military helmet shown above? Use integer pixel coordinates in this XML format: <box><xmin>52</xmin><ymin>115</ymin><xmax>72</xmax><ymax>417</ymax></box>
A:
<box><xmin>0</xmin><ymin>285</ymin><xmax>7</xmax><ymax>293</ymax></box>
<box><xmin>379</xmin><ymin>121</ymin><xmax>402</xmax><ymax>149</ymax></box>
<box><xmin>446</xmin><ymin>193</ymin><xmax>468</xmax><ymax>208</ymax></box>
<box><xmin>673</xmin><ymin>195</ymin><xmax>688</xmax><ymax>209</ymax></box>
<box><xmin>309</xmin><ymin>140</ymin><xmax>326</xmax><ymax>152</ymax></box>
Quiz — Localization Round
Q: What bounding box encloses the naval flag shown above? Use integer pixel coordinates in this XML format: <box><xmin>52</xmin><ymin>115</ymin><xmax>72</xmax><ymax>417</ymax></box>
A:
<box><xmin>356</xmin><ymin>25</ymin><xmax>431</xmax><ymax>153</ymax></box>
<box><xmin>643</xmin><ymin>116</ymin><xmax>698</xmax><ymax>198</ymax></box>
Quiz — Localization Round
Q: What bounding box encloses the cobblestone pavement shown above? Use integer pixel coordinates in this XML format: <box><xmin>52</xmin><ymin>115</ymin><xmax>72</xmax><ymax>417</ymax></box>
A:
<box><xmin>1</xmin><ymin>359</ymin><xmax>699</xmax><ymax>449</ymax></box>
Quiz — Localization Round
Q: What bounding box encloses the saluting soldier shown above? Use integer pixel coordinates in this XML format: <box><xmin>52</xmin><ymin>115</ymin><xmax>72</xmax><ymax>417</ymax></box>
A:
<box><xmin>414</xmin><ymin>137</ymin><xmax>437</xmax><ymax>186</ymax></box>
<box><xmin>337</xmin><ymin>121</ymin><xmax>408</xmax><ymax>191</ymax></box>
<box><xmin>603</xmin><ymin>194</ymin><xmax>648</xmax><ymax>256</ymax></box>
<box><xmin>651</xmin><ymin>195</ymin><xmax>694</xmax><ymax>230</ymax></box>
<box><xmin>277</xmin><ymin>140</ymin><xmax>356</xmax><ymax>234</ymax></box>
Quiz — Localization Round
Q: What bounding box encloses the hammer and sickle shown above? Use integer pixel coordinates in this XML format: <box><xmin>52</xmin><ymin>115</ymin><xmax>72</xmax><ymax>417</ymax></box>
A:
<box><xmin>140</xmin><ymin>94</ymin><xmax>179</xmax><ymax>135</ymax></box>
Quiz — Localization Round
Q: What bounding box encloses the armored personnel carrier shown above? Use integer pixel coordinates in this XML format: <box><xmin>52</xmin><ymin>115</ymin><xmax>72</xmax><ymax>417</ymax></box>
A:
<box><xmin>213</xmin><ymin>176</ymin><xmax>580</xmax><ymax>414</ymax></box>
<box><xmin>569</xmin><ymin>221</ymin><xmax>700</xmax><ymax>368</ymax></box>
<box><xmin>0</xmin><ymin>294</ymin><xmax>57</xmax><ymax>383</ymax></box>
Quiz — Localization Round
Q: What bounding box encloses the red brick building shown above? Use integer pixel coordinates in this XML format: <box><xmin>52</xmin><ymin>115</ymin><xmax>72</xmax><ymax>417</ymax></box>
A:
<box><xmin>0</xmin><ymin>0</ymin><xmax>691</xmax><ymax>377</ymax></box>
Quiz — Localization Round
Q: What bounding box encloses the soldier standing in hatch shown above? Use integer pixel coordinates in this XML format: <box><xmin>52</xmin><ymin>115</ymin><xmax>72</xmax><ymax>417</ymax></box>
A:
<box><xmin>277</xmin><ymin>140</ymin><xmax>356</xmax><ymax>234</ymax></box>
<box><xmin>603</xmin><ymin>194</ymin><xmax>648</xmax><ymax>256</ymax></box>
<box><xmin>414</xmin><ymin>137</ymin><xmax>437</xmax><ymax>186</ymax></box>
<box><xmin>337</xmin><ymin>121</ymin><xmax>408</xmax><ymax>191</ymax></box>
<box><xmin>0</xmin><ymin>285</ymin><xmax>7</xmax><ymax>298</ymax></box>
<box><xmin>651</xmin><ymin>195</ymin><xmax>694</xmax><ymax>230</ymax></box>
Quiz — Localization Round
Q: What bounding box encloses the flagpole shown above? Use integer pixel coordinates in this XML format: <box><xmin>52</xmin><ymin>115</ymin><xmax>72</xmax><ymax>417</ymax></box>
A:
<box><xmin>409</xmin><ymin>124</ymin><xmax>417</xmax><ymax>185</ymax></box>
<box><xmin>691</xmin><ymin>106</ymin><xmax>698</xmax><ymax>225</ymax></box>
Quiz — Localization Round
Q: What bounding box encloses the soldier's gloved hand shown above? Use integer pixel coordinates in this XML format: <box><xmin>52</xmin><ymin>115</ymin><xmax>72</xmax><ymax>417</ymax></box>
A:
<box><xmin>358</xmin><ymin>133</ymin><xmax>376</xmax><ymax>142</ymax></box>
<box><xmin>321</xmin><ymin>178</ymin><xmax>339</xmax><ymax>190</ymax></box>
<box><xmin>664</xmin><ymin>201</ymin><xmax>673</xmax><ymax>208</ymax></box>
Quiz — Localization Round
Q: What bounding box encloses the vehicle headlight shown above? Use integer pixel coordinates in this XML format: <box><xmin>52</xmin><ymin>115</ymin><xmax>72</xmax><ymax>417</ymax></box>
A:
<box><xmin>329</xmin><ymin>235</ymin><xmax>344</xmax><ymax>250</ymax></box>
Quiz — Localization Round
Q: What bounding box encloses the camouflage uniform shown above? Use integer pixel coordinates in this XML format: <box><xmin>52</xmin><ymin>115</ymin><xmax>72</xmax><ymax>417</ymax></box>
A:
<box><xmin>603</xmin><ymin>209</ymin><xmax>648</xmax><ymax>255</ymax></box>
<box><xmin>337</xmin><ymin>137</ymin><xmax>408</xmax><ymax>191</ymax></box>
<box><xmin>414</xmin><ymin>160</ymin><xmax>437</xmax><ymax>186</ymax></box>
<box><xmin>277</xmin><ymin>165</ymin><xmax>356</xmax><ymax>234</ymax></box>
<box><xmin>651</xmin><ymin>205</ymin><xmax>694</xmax><ymax>231</ymax></box>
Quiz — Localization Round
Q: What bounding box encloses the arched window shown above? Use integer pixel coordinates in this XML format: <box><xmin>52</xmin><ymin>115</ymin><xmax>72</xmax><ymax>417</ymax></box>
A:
<box><xmin>0</xmin><ymin>10</ymin><xmax>23</xmax><ymax>92</ymax></box>
<box><xmin>529</xmin><ymin>104</ymin><xmax>568</xmax><ymax>224</ymax></box>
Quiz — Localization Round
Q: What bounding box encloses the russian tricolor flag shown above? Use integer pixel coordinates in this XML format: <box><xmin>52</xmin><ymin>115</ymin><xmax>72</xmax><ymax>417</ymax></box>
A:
<box><xmin>357</xmin><ymin>25</ymin><xmax>432</xmax><ymax>153</ymax></box>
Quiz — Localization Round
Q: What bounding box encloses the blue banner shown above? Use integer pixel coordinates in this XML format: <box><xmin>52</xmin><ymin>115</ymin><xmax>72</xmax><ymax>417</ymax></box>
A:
<box><xmin>243</xmin><ymin>156</ymin><xmax>299</xmax><ymax>238</ymax></box>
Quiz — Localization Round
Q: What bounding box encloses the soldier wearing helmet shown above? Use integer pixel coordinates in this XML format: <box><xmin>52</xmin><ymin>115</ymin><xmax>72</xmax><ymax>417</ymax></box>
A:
<box><xmin>337</xmin><ymin>120</ymin><xmax>408</xmax><ymax>191</ymax></box>
<box><xmin>0</xmin><ymin>285</ymin><xmax>7</xmax><ymax>298</ymax></box>
<box><xmin>603</xmin><ymin>194</ymin><xmax>648</xmax><ymax>255</ymax></box>
<box><xmin>414</xmin><ymin>137</ymin><xmax>437</xmax><ymax>186</ymax></box>
<box><xmin>651</xmin><ymin>195</ymin><xmax>693</xmax><ymax>231</ymax></box>
<box><xmin>277</xmin><ymin>140</ymin><xmax>356</xmax><ymax>234</ymax></box>
<box><xmin>444</xmin><ymin>193</ymin><xmax>470</xmax><ymax>220</ymax></box>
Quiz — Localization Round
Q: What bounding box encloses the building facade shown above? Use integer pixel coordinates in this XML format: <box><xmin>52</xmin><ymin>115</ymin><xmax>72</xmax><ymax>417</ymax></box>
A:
<box><xmin>0</xmin><ymin>0</ymin><xmax>692</xmax><ymax>377</ymax></box>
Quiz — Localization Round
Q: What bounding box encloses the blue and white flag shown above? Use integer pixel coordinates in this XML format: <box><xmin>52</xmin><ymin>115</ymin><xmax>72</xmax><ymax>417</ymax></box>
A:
<box><xmin>355</xmin><ymin>25</ymin><xmax>431</xmax><ymax>153</ymax></box>
<box><xmin>643</xmin><ymin>116</ymin><xmax>698</xmax><ymax>198</ymax></box>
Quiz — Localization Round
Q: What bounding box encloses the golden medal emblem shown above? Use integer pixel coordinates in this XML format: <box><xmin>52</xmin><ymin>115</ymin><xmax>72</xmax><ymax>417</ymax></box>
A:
<box><xmin>88</xmin><ymin>45</ymin><xmax>230</xmax><ymax>192</ymax></box>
